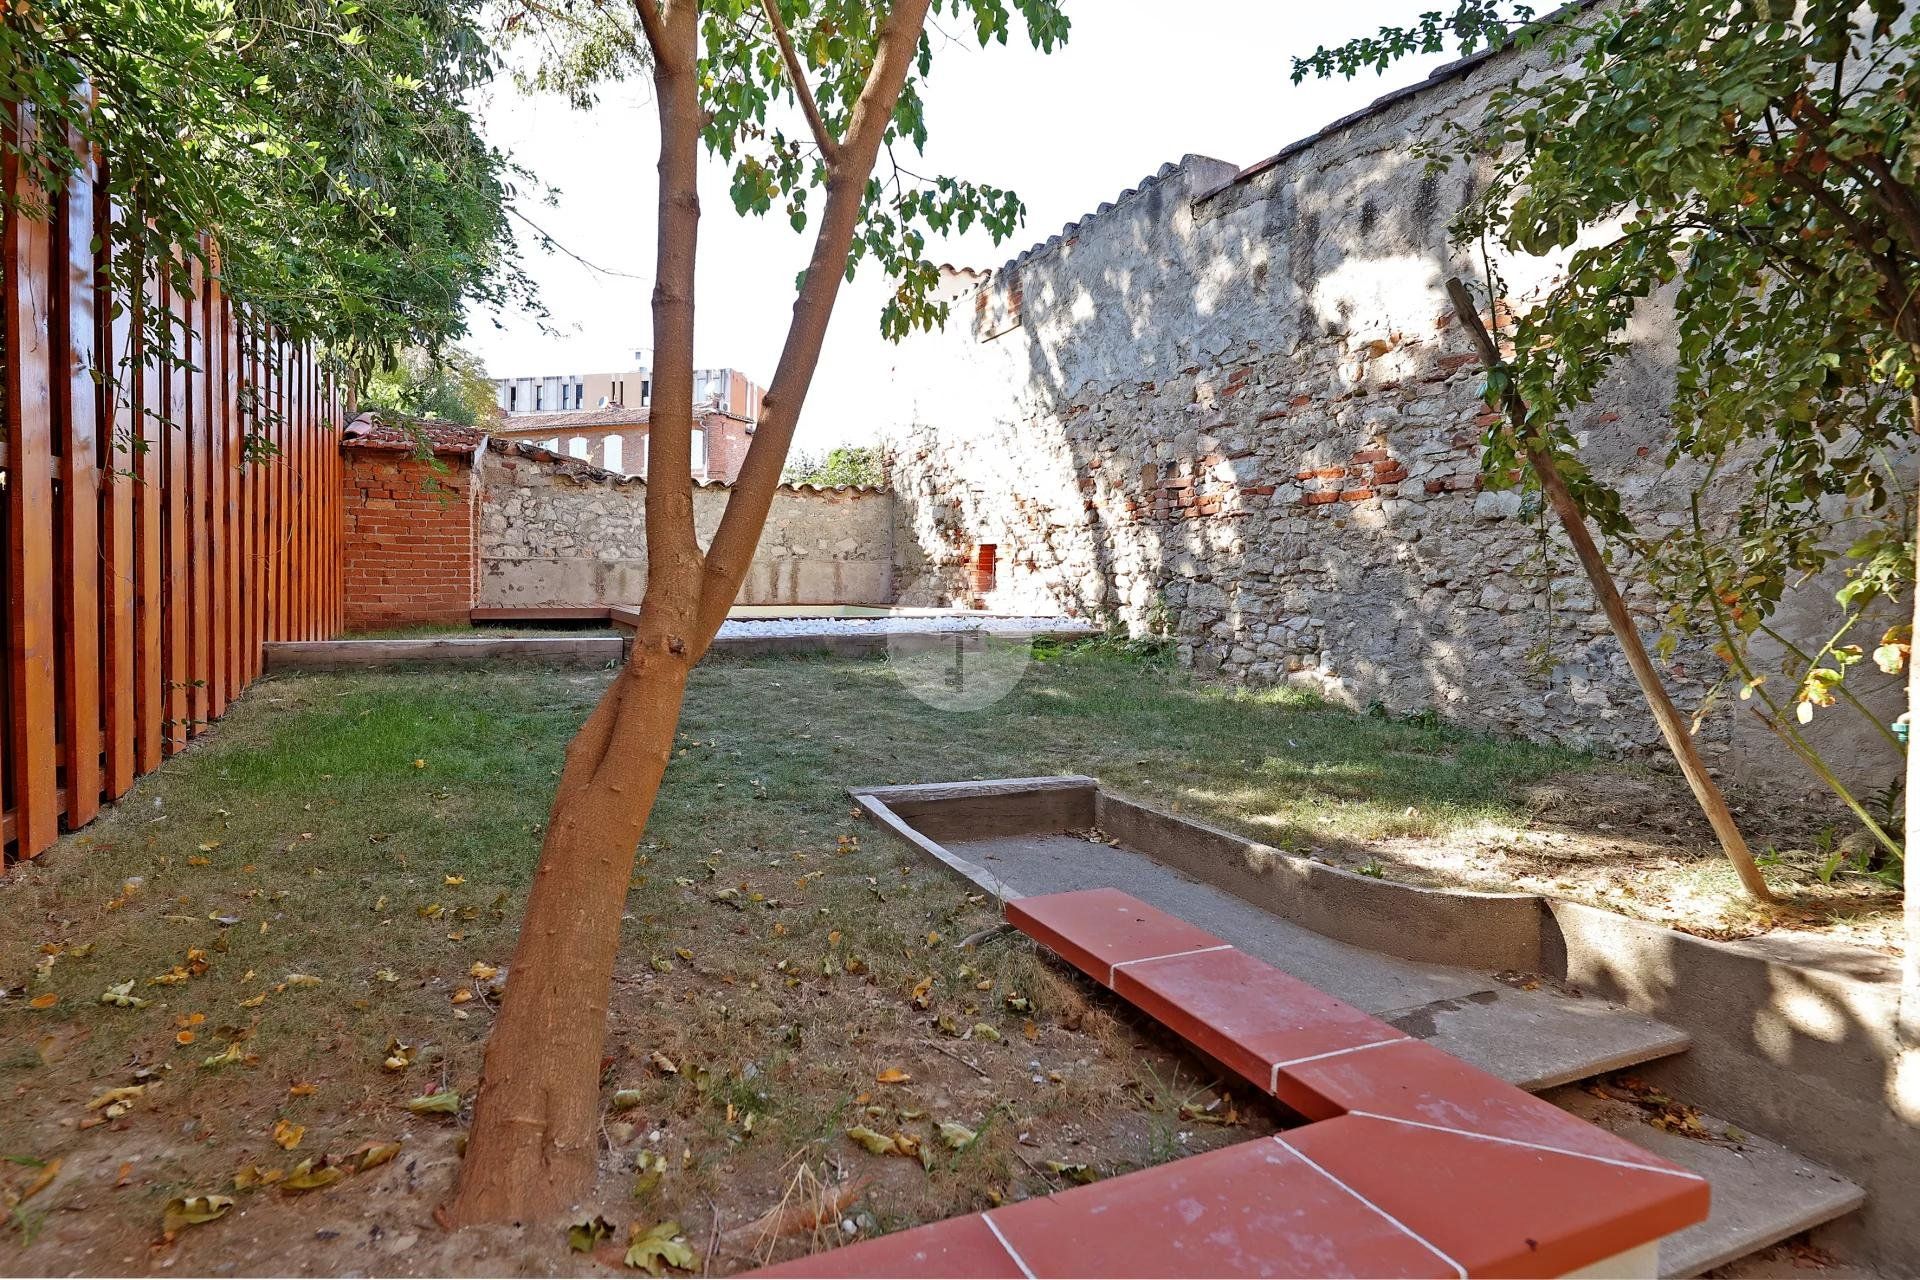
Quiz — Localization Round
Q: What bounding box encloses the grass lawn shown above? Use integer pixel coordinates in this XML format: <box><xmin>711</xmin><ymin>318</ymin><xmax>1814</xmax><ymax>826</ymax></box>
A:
<box><xmin>0</xmin><ymin>645</ymin><xmax>1896</xmax><ymax>1274</ymax></box>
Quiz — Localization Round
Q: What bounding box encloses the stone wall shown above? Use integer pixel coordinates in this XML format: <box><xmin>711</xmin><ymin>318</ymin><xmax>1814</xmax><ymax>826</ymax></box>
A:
<box><xmin>476</xmin><ymin>440</ymin><xmax>893</xmax><ymax>609</ymax></box>
<box><xmin>884</xmin><ymin>43</ymin><xmax>1900</xmax><ymax>789</ymax></box>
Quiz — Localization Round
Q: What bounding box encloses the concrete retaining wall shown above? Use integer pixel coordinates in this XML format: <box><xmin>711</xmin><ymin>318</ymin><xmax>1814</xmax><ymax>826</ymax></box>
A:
<box><xmin>859</xmin><ymin>773</ymin><xmax>1920</xmax><ymax>1267</ymax></box>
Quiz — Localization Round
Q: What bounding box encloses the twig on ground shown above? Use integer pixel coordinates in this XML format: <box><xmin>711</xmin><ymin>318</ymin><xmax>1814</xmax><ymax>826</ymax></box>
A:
<box><xmin>929</xmin><ymin>1040</ymin><xmax>990</xmax><ymax>1079</ymax></box>
<box><xmin>1012</xmin><ymin>1146</ymin><xmax>1062</xmax><ymax>1191</ymax></box>
<box><xmin>955</xmin><ymin>923</ymin><xmax>1012</xmax><ymax>950</ymax></box>
<box><xmin>704</xmin><ymin>1196</ymin><xmax>722</xmax><ymax>1276</ymax></box>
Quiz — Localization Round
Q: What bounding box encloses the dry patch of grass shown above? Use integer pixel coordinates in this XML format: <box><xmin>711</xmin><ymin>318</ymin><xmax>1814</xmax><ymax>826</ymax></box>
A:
<box><xmin>0</xmin><ymin>647</ymin><xmax>1895</xmax><ymax>1275</ymax></box>
<box><xmin>0</xmin><ymin>659</ymin><xmax>1279</xmax><ymax>1276</ymax></box>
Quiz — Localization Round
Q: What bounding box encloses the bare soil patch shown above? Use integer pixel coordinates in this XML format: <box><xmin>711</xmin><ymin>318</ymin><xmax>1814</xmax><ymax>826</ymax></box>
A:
<box><xmin>0</xmin><ymin>650</ymin><xmax>1898</xmax><ymax>1276</ymax></box>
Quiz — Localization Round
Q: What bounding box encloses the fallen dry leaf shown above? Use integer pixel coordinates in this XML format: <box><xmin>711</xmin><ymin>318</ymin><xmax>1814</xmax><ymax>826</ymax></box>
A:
<box><xmin>624</xmin><ymin>1219</ymin><xmax>696</xmax><ymax>1275</ymax></box>
<box><xmin>567</xmin><ymin>1214</ymin><xmax>615</xmax><ymax>1253</ymax></box>
<box><xmin>19</xmin><ymin>1157</ymin><xmax>61</xmax><ymax>1202</ymax></box>
<box><xmin>233</xmin><ymin>1165</ymin><xmax>285</xmax><ymax>1190</ymax></box>
<box><xmin>280</xmin><ymin>1158</ymin><xmax>344</xmax><ymax>1193</ymax></box>
<box><xmin>162</xmin><ymin>1193</ymin><xmax>233</xmax><ymax>1235</ymax></box>
<box><xmin>351</xmin><ymin>1140</ymin><xmax>402</xmax><ymax>1172</ymax></box>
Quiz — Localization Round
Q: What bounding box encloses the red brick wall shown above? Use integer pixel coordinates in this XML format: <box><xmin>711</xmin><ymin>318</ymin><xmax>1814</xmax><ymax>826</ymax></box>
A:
<box><xmin>341</xmin><ymin>447</ymin><xmax>477</xmax><ymax>631</ymax></box>
<box><xmin>703</xmin><ymin>416</ymin><xmax>752</xmax><ymax>484</ymax></box>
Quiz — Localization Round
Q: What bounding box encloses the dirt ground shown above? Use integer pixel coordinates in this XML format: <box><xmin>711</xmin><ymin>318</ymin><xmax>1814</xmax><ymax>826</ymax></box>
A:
<box><xmin>1324</xmin><ymin>767</ymin><xmax>1905</xmax><ymax>956</ymax></box>
<box><xmin>0</xmin><ymin>653</ymin><xmax>1902</xmax><ymax>1276</ymax></box>
<box><xmin>1</xmin><ymin>947</ymin><xmax>1276</xmax><ymax>1277</ymax></box>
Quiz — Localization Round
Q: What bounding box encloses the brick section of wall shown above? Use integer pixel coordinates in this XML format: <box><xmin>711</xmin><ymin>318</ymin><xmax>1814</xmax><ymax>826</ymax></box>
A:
<box><xmin>702</xmin><ymin>416</ymin><xmax>753</xmax><ymax>484</ymax></box>
<box><xmin>341</xmin><ymin>448</ymin><xmax>478</xmax><ymax>631</ymax></box>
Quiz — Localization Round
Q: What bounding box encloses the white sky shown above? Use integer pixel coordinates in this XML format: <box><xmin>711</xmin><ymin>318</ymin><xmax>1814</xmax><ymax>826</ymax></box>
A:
<box><xmin>464</xmin><ymin>2</ymin><xmax>1453</xmax><ymax>449</ymax></box>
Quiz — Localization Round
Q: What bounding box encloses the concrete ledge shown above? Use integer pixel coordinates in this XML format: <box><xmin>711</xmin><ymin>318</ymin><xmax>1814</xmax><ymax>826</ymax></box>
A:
<box><xmin>851</xmin><ymin>772</ymin><xmax>1910</xmax><ymax>1269</ymax></box>
<box><xmin>850</xmin><ymin>777</ymin><xmax>1099</xmax><ymax>901</ymax></box>
<box><xmin>267</xmin><ymin>628</ymin><xmax>1085</xmax><ymax>669</ymax></box>
<box><xmin>469</xmin><ymin>606</ymin><xmax>613</xmax><ymax>623</ymax></box>
<box><xmin>852</xmin><ymin>776</ymin><xmax>1540</xmax><ymax>970</ymax></box>
<box><xmin>264</xmin><ymin>637</ymin><xmax>626</xmax><ymax>670</ymax></box>
<box><xmin>859</xmin><ymin>775</ymin><xmax>1097</xmax><ymax>843</ymax></box>
<box><xmin>1543</xmin><ymin>898</ymin><xmax>1913</xmax><ymax>1269</ymax></box>
<box><xmin>1094</xmin><ymin>793</ymin><xmax>1544</xmax><ymax>971</ymax></box>
<box><xmin>707</xmin><ymin>628</ymin><xmax>1069</xmax><ymax>659</ymax></box>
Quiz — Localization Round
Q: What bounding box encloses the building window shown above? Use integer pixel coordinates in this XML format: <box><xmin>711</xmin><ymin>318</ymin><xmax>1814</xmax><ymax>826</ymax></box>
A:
<box><xmin>641</xmin><ymin>379</ymin><xmax>651</xmax><ymax>406</ymax></box>
<box><xmin>612</xmin><ymin>379</ymin><xmax>624</xmax><ymax>406</ymax></box>
<box><xmin>569</xmin><ymin>436</ymin><xmax>589</xmax><ymax>460</ymax></box>
<box><xmin>691</xmin><ymin>428</ymin><xmax>706</xmax><ymax>474</ymax></box>
<box><xmin>508</xmin><ymin>385</ymin><xmax>518</xmax><ymax>411</ymax></box>
<box><xmin>604</xmin><ymin>436</ymin><xmax>623</xmax><ymax>472</ymax></box>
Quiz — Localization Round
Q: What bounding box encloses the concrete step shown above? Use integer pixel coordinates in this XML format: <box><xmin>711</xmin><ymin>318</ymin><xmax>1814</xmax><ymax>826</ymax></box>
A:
<box><xmin>1544</xmin><ymin>1082</ymin><xmax>1867</xmax><ymax>1278</ymax></box>
<box><xmin>948</xmin><ymin>830</ymin><xmax>1693</xmax><ymax>1091</ymax></box>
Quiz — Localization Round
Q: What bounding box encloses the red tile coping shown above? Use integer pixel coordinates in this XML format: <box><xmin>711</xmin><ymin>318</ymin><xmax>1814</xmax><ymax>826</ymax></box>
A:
<box><xmin>745</xmin><ymin>889</ymin><xmax>1707</xmax><ymax>1278</ymax></box>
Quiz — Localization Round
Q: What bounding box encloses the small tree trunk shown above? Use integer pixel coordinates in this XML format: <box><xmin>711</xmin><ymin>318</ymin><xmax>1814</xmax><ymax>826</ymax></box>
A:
<box><xmin>444</xmin><ymin>643</ymin><xmax>688</xmax><ymax>1225</ymax></box>
<box><xmin>447</xmin><ymin>0</ymin><xmax>936</xmax><ymax>1226</ymax></box>
<box><xmin>1445</xmin><ymin>278</ymin><xmax>1774</xmax><ymax>902</ymax></box>
<box><xmin>1902</xmin><ymin>392</ymin><xmax>1920</xmax><ymax>1046</ymax></box>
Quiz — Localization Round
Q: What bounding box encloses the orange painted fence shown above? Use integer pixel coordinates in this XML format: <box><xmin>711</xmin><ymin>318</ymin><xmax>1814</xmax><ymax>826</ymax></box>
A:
<box><xmin>2</xmin><ymin>107</ymin><xmax>343</xmax><ymax>864</ymax></box>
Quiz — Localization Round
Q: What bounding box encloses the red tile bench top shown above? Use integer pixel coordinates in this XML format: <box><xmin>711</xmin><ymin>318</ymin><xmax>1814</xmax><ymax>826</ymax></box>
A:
<box><xmin>750</xmin><ymin>888</ymin><xmax>1708</xmax><ymax>1279</ymax></box>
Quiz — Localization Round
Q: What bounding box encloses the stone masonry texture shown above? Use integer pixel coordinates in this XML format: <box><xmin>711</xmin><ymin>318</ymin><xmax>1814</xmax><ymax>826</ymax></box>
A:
<box><xmin>883</xmin><ymin>37</ymin><xmax>1898</xmax><ymax>793</ymax></box>
<box><xmin>476</xmin><ymin>440</ymin><xmax>892</xmax><ymax>610</ymax></box>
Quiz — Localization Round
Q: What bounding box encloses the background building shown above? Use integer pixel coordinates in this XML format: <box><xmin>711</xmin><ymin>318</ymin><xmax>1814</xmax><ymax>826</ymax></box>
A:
<box><xmin>491</xmin><ymin>354</ymin><xmax>764</xmax><ymax>422</ymax></box>
<box><xmin>487</xmin><ymin>357</ymin><xmax>765</xmax><ymax>483</ymax></box>
<box><xmin>488</xmin><ymin>404</ymin><xmax>755</xmax><ymax>484</ymax></box>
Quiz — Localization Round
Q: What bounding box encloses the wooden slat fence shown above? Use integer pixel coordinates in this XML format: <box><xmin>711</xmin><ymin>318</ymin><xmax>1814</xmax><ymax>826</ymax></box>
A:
<box><xmin>2</xmin><ymin>102</ymin><xmax>342</xmax><ymax>863</ymax></box>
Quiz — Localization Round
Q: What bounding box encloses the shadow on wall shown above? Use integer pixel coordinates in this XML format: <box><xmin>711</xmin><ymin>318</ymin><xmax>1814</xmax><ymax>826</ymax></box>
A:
<box><xmin>1543</xmin><ymin>899</ymin><xmax>1919</xmax><ymax>1268</ymax></box>
<box><xmin>883</xmin><ymin>39</ymin><xmax>1901</xmax><ymax>798</ymax></box>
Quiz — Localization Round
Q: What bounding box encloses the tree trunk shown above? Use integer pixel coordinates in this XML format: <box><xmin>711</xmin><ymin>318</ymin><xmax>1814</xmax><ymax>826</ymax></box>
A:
<box><xmin>1901</xmin><ymin>391</ymin><xmax>1920</xmax><ymax>1047</ymax></box>
<box><xmin>446</xmin><ymin>0</ymin><xmax>936</xmax><ymax>1226</ymax></box>
<box><xmin>444</xmin><ymin>644</ymin><xmax>688</xmax><ymax>1224</ymax></box>
<box><xmin>1444</xmin><ymin>278</ymin><xmax>1774</xmax><ymax>902</ymax></box>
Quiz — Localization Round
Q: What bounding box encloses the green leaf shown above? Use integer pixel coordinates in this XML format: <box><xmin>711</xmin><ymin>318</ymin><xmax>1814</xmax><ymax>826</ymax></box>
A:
<box><xmin>625</xmin><ymin>1220</ymin><xmax>697</xmax><ymax>1274</ymax></box>
<box><xmin>406</xmin><ymin>1090</ymin><xmax>461</xmax><ymax>1115</ymax></box>
<box><xmin>569</xmin><ymin>1214</ymin><xmax>616</xmax><ymax>1253</ymax></box>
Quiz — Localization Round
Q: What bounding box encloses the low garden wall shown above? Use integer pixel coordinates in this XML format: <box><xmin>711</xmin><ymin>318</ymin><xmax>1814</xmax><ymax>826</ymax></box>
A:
<box><xmin>474</xmin><ymin>440</ymin><xmax>894</xmax><ymax>611</ymax></box>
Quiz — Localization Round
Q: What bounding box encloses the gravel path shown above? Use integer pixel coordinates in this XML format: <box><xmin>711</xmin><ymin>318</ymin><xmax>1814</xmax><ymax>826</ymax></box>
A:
<box><xmin>713</xmin><ymin>614</ymin><xmax>1098</xmax><ymax>639</ymax></box>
